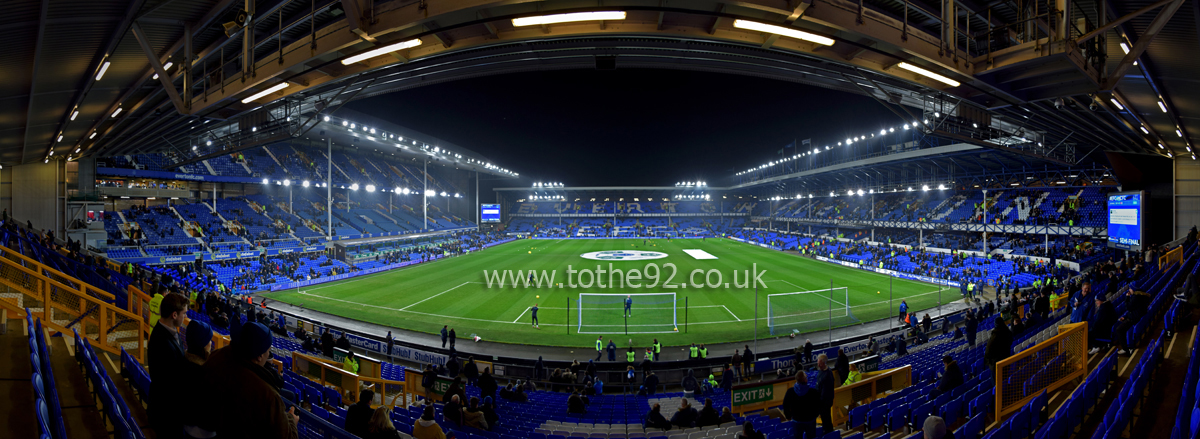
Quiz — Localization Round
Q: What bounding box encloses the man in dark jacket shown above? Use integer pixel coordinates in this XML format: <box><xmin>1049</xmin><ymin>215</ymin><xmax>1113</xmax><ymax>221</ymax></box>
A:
<box><xmin>834</xmin><ymin>349</ymin><xmax>849</xmax><ymax>387</ymax></box>
<box><xmin>680</xmin><ymin>369</ymin><xmax>699</xmax><ymax>394</ymax></box>
<box><xmin>441</xmin><ymin>325</ymin><xmax>449</xmax><ymax>348</ymax></box>
<box><xmin>1115</xmin><ymin>290</ymin><xmax>1151</xmax><ymax>354</ymax></box>
<box><xmin>202</xmin><ymin>322</ymin><xmax>298</xmax><ymax>439</ymax></box>
<box><xmin>935</xmin><ymin>355</ymin><xmax>963</xmax><ymax>396</ymax></box>
<box><xmin>479</xmin><ymin>367</ymin><xmax>498</xmax><ymax>402</ymax></box>
<box><xmin>448</xmin><ymin>327</ymin><xmax>456</xmax><ymax>349</ymax></box>
<box><xmin>643</xmin><ymin>372</ymin><xmax>660</xmax><ymax>396</ymax></box>
<box><xmin>782</xmin><ymin>371</ymin><xmax>820</xmax><ymax>439</ymax></box>
<box><xmin>1088</xmin><ymin>296</ymin><xmax>1118</xmax><ymax>354</ymax></box>
<box><xmin>815</xmin><ymin>354</ymin><xmax>835</xmax><ymax>434</ymax></box>
<box><xmin>149</xmin><ymin>293</ymin><xmax>190</xmax><ymax>439</ymax></box>
<box><xmin>645</xmin><ymin>403</ymin><xmax>671</xmax><ymax>431</ymax></box>
<box><xmin>720</xmin><ymin>365</ymin><xmax>735</xmax><ymax>391</ymax></box>
<box><xmin>965</xmin><ymin>311</ymin><xmax>978</xmax><ymax>347</ymax></box>
<box><xmin>444</xmin><ymin>394</ymin><xmax>464</xmax><ymax>425</ymax></box>
<box><xmin>344</xmin><ymin>389</ymin><xmax>375</xmax><ymax>437</ymax></box>
<box><xmin>320</xmin><ymin>329</ymin><xmax>334</xmax><ymax>357</ymax></box>
<box><xmin>803</xmin><ymin>340</ymin><xmax>814</xmax><ymax>364</ymax></box>
<box><xmin>742</xmin><ymin>345</ymin><xmax>754</xmax><ymax>377</ymax></box>
<box><xmin>669</xmin><ymin>398</ymin><xmax>699</xmax><ymax>428</ymax></box>
<box><xmin>534</xmin><ymin>356</ymin><xmax>545</xmax><ymax>380</ymax></box>
<box><xmin>696</xmin><ymin>398</ymin><xmax>721</xmax><ymax>427</ymax></box>
<box><xmin>986</xmin><ymin>317</ymin><xmax>1013</xmax><ymax>370</ymax></box>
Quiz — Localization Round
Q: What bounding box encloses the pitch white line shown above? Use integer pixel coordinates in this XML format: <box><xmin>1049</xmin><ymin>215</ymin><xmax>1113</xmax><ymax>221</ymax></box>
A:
<box><xmin>297</xmin><ymin>291</ymin><xmax>565</xmax><ymax>326</ymax></box>
<box><xmin>534</xmin><ymin>305</ymin><xmax>728</xmax><ymax>310</ymax></box>
<box><xmin>722</xmin><ymin>305</ymin><xmax>742</xmax><ymax>321</ymax></box>
<box><xmin>512</xmin><ymin>307</ymin><xmax>531</xmax><ymax>323</ymax></box>
<box><xmin>400</xmin><ymin>282</ymin><xmax>471</xmax><ymax>311</ymax></box>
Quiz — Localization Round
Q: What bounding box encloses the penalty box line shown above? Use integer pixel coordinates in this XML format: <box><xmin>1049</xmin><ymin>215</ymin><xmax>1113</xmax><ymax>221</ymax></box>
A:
<box><xmin>765</xmin><ymin>280</ymin><xmax>850</xmax><ymax>308</ymax></box>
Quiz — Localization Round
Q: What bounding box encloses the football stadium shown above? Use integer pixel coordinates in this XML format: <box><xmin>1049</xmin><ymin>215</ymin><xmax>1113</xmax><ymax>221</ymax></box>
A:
<box><xmin>1</xmin><ymin>1</ymin><xmax>1198</xmax><ymax>439</ymax></box>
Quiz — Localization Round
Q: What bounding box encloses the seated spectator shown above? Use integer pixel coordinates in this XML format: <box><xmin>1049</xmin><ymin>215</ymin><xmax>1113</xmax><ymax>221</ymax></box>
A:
<box><xmin>935</xmin><ymin>355</ymin><xmax>963</xmax><ymax>396</ymax></box>
<box><xmin>737</xmin><ymin>421</ymin><xmax>766</xmax><ymax>439</ymax></box>
<box><xmin>567</xmin><ymin>389</ymin><xmax>588</xmax><ymax>414</ymax></box>
<box><xmin>202</xmin><ymin>322</ymin><xmax>298</xmax><ymax>438</ymax></box>
<box><xmin>645</xmin><ymin>403</ymin><xmax>672</xmax><ymax>431</ymax></box>
<box><xmin>923</xmin><ymin>416</ymin><xmax>954</xmax><ymax>439</ymax></box>
<box><xmin>643</xmin><ymin>372</ymin><xmax>659</xmax><ymax>396</ymax></box>
<box><xmin>412</xmin><ymin>405</ymin><xmax>447</xmax><ymax>439</ymax></box>
<box><xmin>366</xmin><ymin>406</ymin><xmax>402</xmax><ymax>439</ymax></box>
<box><xmin>345</xmin><ymin>388</ymin><xmax>376</xmax><ymax>437</ymax></box>
<box><xmin>696</xmin><ymin>398</ymin><xmax>721</xmax><ymax>427</ymax></box>
<box><xmin>719</xmin><ymin>407</ymin><xmax>735</xmax><ymax>425</ymax></box>
<box><xmin>481</xmin><ymin>396</ymin><xmax>498</xmax><ymax>431</ymax></box>
<box><xmin>669</xmin><ymin>398</ymin><xmax>699</xmax><ymax>429</ymax></box>
<box><xmin>462</xmin><ymin>397</ymin><xmax>488</xmax><ymax>430</ymax></box>
<box><xmin>444</xmin><ymin>395</ymin><xmax>464</xmax><ymax>426</ymax></box>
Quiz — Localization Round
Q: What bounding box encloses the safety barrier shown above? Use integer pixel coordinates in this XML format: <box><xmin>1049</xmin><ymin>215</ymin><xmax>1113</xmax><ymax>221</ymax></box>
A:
<box><xmin>0</xmin><ymin>245</ymin><xmax>146</xmax><ymax>364</ymax></box>
<box><xmin>292</xmin><ymin>351</ymin><xmax>407</xmax><ymax>408</ymax></box>
<box><xmin>995</xmin><ymin>322</ymin><xmax>1088</xmax><ymax>419</ymax></box>
<box><xmin>1160</xmin><ymin>245</ymin><xmax>1183</xmax><ymax>270</ymax></box>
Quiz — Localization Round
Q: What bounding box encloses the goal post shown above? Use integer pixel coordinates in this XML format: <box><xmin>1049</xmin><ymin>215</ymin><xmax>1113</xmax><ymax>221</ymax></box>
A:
<box><xmin>576</xmin><ymin>293</ymin><xmax>678</xmax><ymax>334</ymax></box>
<box><xmin>767</xmin><ymin>287</ymin><xmax>854</xmax><ymax>335</ymax></box>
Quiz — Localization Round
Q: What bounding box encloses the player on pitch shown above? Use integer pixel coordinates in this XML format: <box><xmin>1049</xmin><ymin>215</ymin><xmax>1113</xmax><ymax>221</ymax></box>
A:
<box><xmin>624</xmin><ymin>295</ymin><xmax>633</xmax><ymax>317</ymax></box>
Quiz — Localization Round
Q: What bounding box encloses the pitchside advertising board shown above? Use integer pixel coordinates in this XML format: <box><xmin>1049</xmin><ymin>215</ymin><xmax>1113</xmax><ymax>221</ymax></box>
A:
<box><xmin>319</xmin><ymin>327</ymin><xmax>449</xmax><ymax>366</ymax></box>
<box><xmin>481</xmin><ymin>204</ymin><xmax>501</xmax><ymax>223</ymax></box>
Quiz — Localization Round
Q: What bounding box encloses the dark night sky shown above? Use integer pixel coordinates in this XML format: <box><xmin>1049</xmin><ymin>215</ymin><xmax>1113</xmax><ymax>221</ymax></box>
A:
<box><xmin>345</xmin><ymin>69</ymin><xmax>901</xmax><ymax>187</ymax></box>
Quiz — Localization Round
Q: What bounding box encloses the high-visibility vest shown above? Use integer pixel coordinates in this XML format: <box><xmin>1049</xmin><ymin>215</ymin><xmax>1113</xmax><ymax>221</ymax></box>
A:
<box><xmin>343</xmin><ymin>357</ymin><xmax>359</xmax><ymax>374</ymax></box>
<box><xmin>148</xmin><ymin>294</ymin><xmax>163</xmax><ymax>328</ymax></box>
<box><xmin>689</xmin><ymin>346</ymin><xmax>698</xmax><ymax>358</ymax></box>
<box><xmin>627</xmin><ymin>351</ymin><xmax>636</xmax><ymax>362</ymax></box>
<box><xmin>596</xmin><ymin>340</ymin><xmax>603</xmax><ymax>351</ymax></box>
<box><xmin>699</xmin><ymin>348</ymin><xmax>707</xmax><ymax>358</ymax></box>
<box><xmin>653</xmin><ymin>342</ymin><xmax>661</xmax><ymax>353</ymax></box>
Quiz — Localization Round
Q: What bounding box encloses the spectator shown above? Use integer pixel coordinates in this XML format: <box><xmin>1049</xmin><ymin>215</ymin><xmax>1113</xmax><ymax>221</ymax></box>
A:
<box><xmin>1089</xmin><ymin>296</ymin><xmax>1117</xmax><ymax>354</ymax></box>
<box><xmin>922</xmin><ymin>314</ymin><xmax>933</xmax><ymax>333</ymax></box>
<box><xmin>935</xmin><ymin>355</ymin><xmax>963</xmax><ymax>396</ymax></box>
<box><xmin>182</xmin><ymin>321</ymin><xmax>215</xmax><ymax>438</ymax></box>
<box><xmin>462</xmin><ymin>397</ymin><xmax>489</xmax><ymax>430</ymax></box>
<box><xmin>681</xmin><ymin>369</ymin><xmax>699</xmax><ymax>396</ymax></box>
<box><xmin>669</xmin><ymin>398</ymin><xmax>699</xmax><ymax>429</ymax></box>
<box><xmin>412</xmin><ymin>405</ymin><xmax>447</xmax><ymax>439</ymax></box>
<box><xmin>443</xmin><ymin>377</ymin><xmax>466</xmax><ymax>407</ymax></box>
<box><xmin>986</xmin><ymin>317</ymin><xmax>1013</xmax><ymax>370</ymax></box>
<box><xmin>479</xmin><ymin>367</ymin><xmax>498</xmax><ymax>402</ymax></box>
<box><xmin>366</xmin><ymin>406</ymin><xmax>402</xmax><ymax>439</ymax></box>
<box><xmin>835</xmin><ymin>349</ymin><xmax>849</xmax><ymax>386</ymax></box>
<box><xmin>923</xmin><ymin>416</ymin><xmax>954</xmax><ymax>439</ymax></box>
<box><xmin>149</xmin><ymin>293</ymin><xmax>190</xmax><ymax>438</ymax></box>
<box><xmin>446</xmin><ymin>354</ymin><xmax>461</xmax><ymax>378</ymax></box>
<box><xmin>321</xmin><ymin>329</ymin><xmax>334</xmax><ymax>357</ymax></box>
<box><xmin>645</xmin><ymin>403</ymin><xmax>671</xmax><ymax>431</ymax></box>
<box><xmin>202</xmin><ymin>322</ymin><xmax>297</xmax><ymax>438</ymax></box>
<box><xmin>464</xmin><ymin>357</ymin><xmax>479</xmax><ymax>385</ymax></box>
<box><xmin>815</xmin><ymin>354</ymin><xmax>835</xmax><ymax>434</ymax></box>
<box><xmin>440</xmin><ymin>325</ymin><xmax>448</xmax><ymax>349</ymax></box>
<box><xmin>965</xmin><ymin>311</ymin><xmax>978</xmax><ymax>347</ymax></box>
<box><xmin>1115</xmin><ymin>290</ymin><xmax>1151</xmax><ymax>355</ymax></box>
<box><xmin>343</xmin><ymin>350</ymin><xmax>360</xmax><ymax>374</ymax></box>
<box><xmin>782</xmin><ymin>371</ymin><xmax>819</xmax><ymax>439</ymax></box>
<box><xmin>448</xmin><ymin>328</ymin><xmax>456</xmax><ymax>350</ymax></box>
<box><xmin>337</xmin><ymin>332</ymin><xmax>351</xmax><ymax>351</ymax></box>
<box><xmin>567</xmin><ymin>389</ymin><xmax>588</xmax><ymax>414</ymax></box>
<box><xmin>345</xmin><ymin>389</ymin><xmax>376</xmax><ymax>437</ymax></box>
<box><xmin>721</xmin><ymin>364</ymin><xmax>735</xmax><ymax>391</ymax></box>
<box><xmin>643</xmin><ymin>372</ymin><xmax>660</xmax><ymax>396</ymax></box>
<box><xmin>803</xmin><ymin>339</ymin><xmax>814</xmax><ymax>364</ymax></box>
<box><xmin>742</xmin><ymin>345</ymin><xmax>754</xmax><ymax>377</ymax></box>
<box><xmin>738</xmin><ymin>421</ymin><xmax>766</xmax><ymax>439</ymax></box>
<box><xmin>444</xmin><ymin>395</ymin><xmax>464</xmax><ymax>426</ymax></box>
<box><xmin>481</xmin><ymin>396</ymin><xmax>498</xmax><ymax>431</ymax></box>
<box><xmin>534</xmin><ymin>355</ymin><xmax>546</xmax><ymax>380</ymax></box>
<box><xmin>719</xmin><ymin>407</ymin><xmax>735</xmax><ymax>424</ymax></box>
<box><xmin>697</xmin><ymin>398</ymin><xmax>721</xmax><ymax>427</ymax></box>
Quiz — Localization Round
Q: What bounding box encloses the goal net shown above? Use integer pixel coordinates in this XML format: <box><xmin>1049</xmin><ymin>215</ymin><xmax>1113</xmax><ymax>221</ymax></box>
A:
<box><xmin>577</xmin><ymin>293</ymin><xmax>677</xmax><ymax>334</ymax></box>
<box><xmin>767</xmin><ymin>287</ymin><xmax>855</xmax><ymax>335</ymax></box>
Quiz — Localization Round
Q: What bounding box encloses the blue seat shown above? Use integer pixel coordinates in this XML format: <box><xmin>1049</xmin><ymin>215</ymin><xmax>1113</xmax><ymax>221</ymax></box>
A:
<box><xmin>868</xmin><ymin>407</ymin><xmax>887</xmax><ymax>430</ymax></box>
<box><xmin>942</xmin><ymin>397</ymin><xmax>962</xmax><ymax>426</ymax></box>
<box><xmin>848</xmin><ymin>405</ymin><xmax>868</xmax><ymax>430</ymax></box>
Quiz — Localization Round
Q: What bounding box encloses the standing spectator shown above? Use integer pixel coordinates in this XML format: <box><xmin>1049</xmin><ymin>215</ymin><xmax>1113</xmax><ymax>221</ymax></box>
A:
<box><xmin>986</xmin><ymin>317</ymin><xmax>1013</xmax><ymax>370</ymax></box>
<box><xmin>607</xmin><ymin>339</ymin><xmax>617</xmax><ymax>361</ymax></box>
<box><xmin>835</xmin><ymin>349</ymin><xmax>849</xmax><ymax>386</ymax></box>
<box><xmin>443</xmin><ymin>377</ymin><xmax>466</xmax><ymax>405</ymax></box>
<box><xmin>448</xmin><ymin>328</ymin><xmax>456</xmax><ymax>350</ymax></box>
<box><xmin>181</xmin><ymin>321</ymin><xmax>215</xmax><ymax>438</ymax></box>
<box><xmin>345</xmin><ymin>389</ymin><xmax>377</xmax><ymax>437</ymax></box>
<box><xmin>321</xmin><ymin>328</ymin><xmax>334</xmax><ymax>357</ymax></box>
<box><xmin>742</xmin><ymin>345</ymin><xmax>754</xmax><ymax>377</ymax></box>
<box><xmin>645</xmin><ymin>403</ymin><xmax>671</xmax><ymax>431</ymax></box>
<box><xmin>965</xmin><ymin>310</ymin><xmax>978</xmax><ymax>347</ymax></box>
<box><xmin>385</xmin><ymin>331</ymin><xmax>394</xmax><ymax>360</ymax></box>
<box><xmin>1115</xmin><ymin>290</ymin><xmax>1151</xmax><ymax>355</ymax></box>
<box><xmin>412</xmin><ymin>405</ymin><xmax>447</xmax><ymax>439</ymax></box>
<box><xmin>669</xmin><ymin>398</ymin><xmax>699</xmax><ymax>429</ymax></box>
<box><xmin>843</xmin><ymin>363</ymin><xmax>862</xmax><ymax>385</ymax></box>
<box><xmin>479</xmin><ymin>367</ymin><xmax>498</xmax><ymax>402</ymax></box>
<box><xmin>534</xmin><ymin>356</ymin><xmax>545</xmax><ymax>381</ymax></box>
<box><xmin>421</xmin><ymin>364</ymin><xmax>437</xmax><ymax>403</ymax></box>
<box><xmin>922</xmin><ymin>314</ymin><xmax>933</xmax><ymax>333</ymax></box>
<box><xmin>464</xmin><ymin>357</ymin><xmax>480</xmax><ymax>385</ymax></box>
<box><xmin>782</xmin><ymin>371</ymin><xmax>819</xmax><ymax>439</ymax></box>
<box><xmin>595</xmin><ymin>336</ymin><xmax>604</xmax><ymax>361</ymax></box>
<box><xmin>680</xmin><ymin>369</ymin><xmax>699</xmax><ymax>396</ymax></box>
<box><xmin>202</xmin><ymin>322</ymin><xmax>297</xmax><ymax>438</ymax></box>
<box><xmin>149</xmin><ymin>293</ymin><xmax>189</xmax><ymax>439</ymax></box>
<box><xmin>803</xmin><ymin>340</ymin><xmax>814</xmax><ymax>364</ymax></box>
<box><xmin>898</xmin><ymin>300</ymin><xmax>909</xmax><ymax>323</ymax></box>
<box><xmin>815</xmin><ymin>354</ymin><xmax>835</xmax><ymax>434</ymax></box>
<box><xmin>1088</xmin><ymin>296</ymin><xmax>1117</xmax><ymax>354</ymax></box>
<box><xmin>721</xmin><ymin>364</ymin><xmax>735</xmax><ymax>391</ymax></box>
<box><xmin>337</xmin><ymin>332</ymin><xmax>351</xmax><ymax>351</ymax></box>
<box><xmin>440</xmin><ymin>325</ymin><xmax>448</xmax><ymax>349</ymax></box>
<box><xmin>731</xmin><ymin>350</ymin><xmax>743</xmax><ymax>380</ymax></box>
<box><xmin>643</xmin><ymin>372</ymin><xmax>660</xmax><ymax>396</ymax></box>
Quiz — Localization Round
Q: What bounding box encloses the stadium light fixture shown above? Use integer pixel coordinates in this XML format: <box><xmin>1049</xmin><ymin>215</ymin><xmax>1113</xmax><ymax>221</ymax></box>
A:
<box><xmin>302</xmin><ymin>180</ymin><xmax>310</xmax><ymax>187</ymax></box>
<box><xmin>261</xmin><ymin>178</ymin><xmax>269</xmax><ymax>185</ymax></box>
<box><xmin>96</xmin><ymin>61</ymin><xmax>111</xmax><ymax>80</ymax></box>
<box><xmin>896</xmin><ymin>62</ymin><xmax>961</xmax><ymax>87</ymax></box>
<box><xmin>1178</xmin><ymin>129</ymin><xmax>1184</xmax><ymax>137</ymax></box>
<box><xmin>513</xmin><ymin>11</ymin><xmax>626</xmax><ymax>27</ymax></box>
<box><xmin>241</xmin><ymin>82</ymin><xmax>290</xmax><ymax>104</ymax></box>
<box><xmin>1119</xmin><ymin>42</ymin><xmax>1130</xmax><ymax>54</ymax></box>
<box><xmin>90</xmin><ymin>132</ymin><xmax>97</xmax><ymax>139</ymax></box>
<box><xmin>732</xmin><ymin>20</ymin><xmax>834</xmax><ymax>46</ymax></box>
<box><xmin>283</xmin><ymin>179</ymin><xmax>291</xmax><ymax>186</ymax></box>
<box><xmin>938</xmin><ymin>184</ymin><xmax>946</xmax><ymax>190</ymax></box>
<box><xmin>1110</xmin><ymin>98</ymin><xmax>1123</xmax><ymax>110</ymax></box>
<box><xmin>324</xmin><ymin>116</ymin><xmax>330</xmax><ymax>122</ymax></box>
<box><xmin>70</xmin><ymin>110</ymin><xmax>78</xmax><ymax>121</ymax></box>
<box><xmin>366</xmin><ymin>185</ymin><xmax>376</xmax><ymax>192</ymax></box>
<box><xmin>1141</xmin><ymin>126</ymin><xmax>1150</xmax><ymax>134</ymax></box>
<box><xmin>350</xmin><ymin>183</ymin><xmax>359</xmax><ymax>191</ymax></box>
<box><xmin>111</xmin><ymin>107</ymin><xmax>123</xmax><ymax>117</ymax></box>
<box><xmin>425</xmin><ymin>189</ymin><xmax>435</xmax><ymax>197</ymax></box>
<box><xmin>1159</xmin><ymin>101</ymin><xmax>1168</xmax><ymax>113</ymax></box>
<box><xmin>342</xmin><ymin>38</ymin><xmax>423</xmax><ymax>65</ymax></box>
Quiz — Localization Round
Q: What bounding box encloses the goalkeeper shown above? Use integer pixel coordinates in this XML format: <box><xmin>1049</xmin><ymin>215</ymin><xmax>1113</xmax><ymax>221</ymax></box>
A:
<box><xmin>624</xmin><ymin>295</ymin><xmax>633</xmax><ymax>317</ymax></box>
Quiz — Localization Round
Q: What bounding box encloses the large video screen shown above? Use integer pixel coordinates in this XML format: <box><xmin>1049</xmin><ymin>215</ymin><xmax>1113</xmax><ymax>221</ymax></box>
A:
<box><xmin>1107</xmin><ymin>191</ymin><xmax>1144</xmax><ymax>251</ymax></box>
<box><xmin>481</xmin><ymin>204</ymin><xmax>501</xmax><ymax>223</ymax></box>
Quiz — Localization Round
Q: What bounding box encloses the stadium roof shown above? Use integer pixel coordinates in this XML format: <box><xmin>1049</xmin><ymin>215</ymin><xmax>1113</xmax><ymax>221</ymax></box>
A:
<box><xmin>2</xmin><ymin>0</ymin><xmax>1195</xmax><ymax>167</ymax></box>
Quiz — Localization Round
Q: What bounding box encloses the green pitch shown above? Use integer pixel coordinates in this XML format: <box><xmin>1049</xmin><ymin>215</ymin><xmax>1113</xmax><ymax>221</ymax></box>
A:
<box><xmin>267</xmin><ymin>238</ymin><xmax>953</xmax><ymax>348</ymax></box>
